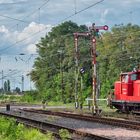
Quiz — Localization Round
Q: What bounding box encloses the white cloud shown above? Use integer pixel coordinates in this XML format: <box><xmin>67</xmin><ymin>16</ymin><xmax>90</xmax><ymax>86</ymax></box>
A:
<box><xmin>0</xmin><ymin>0</ymin><xmax>13</xmax><ymax>3</ymax></box>
<box><xmin>0</xmin><ymin>0</ymin><xmax>27</xmax><ymax>3</ymax></box>
<box><xmin>26</xmin><ymin>43</ymin><xmax>36</xmax><ymax>54</ymax></box>
<box><xmin>122</xmin><ymin>0</ymin><xmax>140</xmax><ymax>5</ymax></box>
<box><xmin>85</xmin><ymin>21</ymin><xmax>92</xmax><ymax>27</ymax></box>
<box><xmin>100</xmin><ymin>9</ymin><xmax>109</xmax><ymax>24</ymax></box>
<box><xmin>0</xmin><ymin>22</ymin><xmax>52</xmax><ymax>54</ymax></box>
<box><xmin>0</xmin><ymin>25</ymin><xmax>9</xmax><ymax>34</ymax></box>
<box><xmin>17</xmin><ymin>22</ymin><xmax>48</xmax><ymax>43</ymax></box>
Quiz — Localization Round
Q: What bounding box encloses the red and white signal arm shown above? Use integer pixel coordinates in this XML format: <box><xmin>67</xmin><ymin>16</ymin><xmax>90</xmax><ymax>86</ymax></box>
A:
<box><xmin>94</xmin><ymin>25</ymin><xmax>109</xmax><ymax>31</ymax></box>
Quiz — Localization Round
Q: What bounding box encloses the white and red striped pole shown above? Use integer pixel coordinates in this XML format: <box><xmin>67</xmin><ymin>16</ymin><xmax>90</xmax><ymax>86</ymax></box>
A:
<box><xmin>74</xmin><ymin>34</ymin><xmax>79</xmax><ymax>109</ymax></box>
<box><xmin>73</xmin><ymin>32</ymin><xmax>90</xmax><ymax>109</ymax></box>
<box><xmin>90</xmin><ymin>23</ymin><xmax>108</xmax><ymax>114</ymax></box>
<box><xmin>91</xmin><ymin>37</ymin><xmax>97</xmax><ymax>114</ymax></box>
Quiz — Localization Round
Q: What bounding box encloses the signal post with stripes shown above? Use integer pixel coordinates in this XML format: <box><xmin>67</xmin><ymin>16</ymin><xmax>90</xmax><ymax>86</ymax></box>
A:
<box><xmin>74</xmin><ymin>23</ymin><xmax>108</xmax><ymax>114</ymax></box>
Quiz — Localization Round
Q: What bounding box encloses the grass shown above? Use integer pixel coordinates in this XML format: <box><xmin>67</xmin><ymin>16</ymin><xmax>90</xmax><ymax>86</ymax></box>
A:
<box><xmin>0</xmin><ymin>117</ymin><xmax>54</xmax><ymax>140</ymax></box>
<box><xmin>0</xmin><ymin>94</ymin><xmax>120</xmax><ymax>117</ymax></box>
<box><xmin>48</xmin><ymin>101</ymin><xmax>74</xmax><ymax>107</ymax></box>
<box><xmin>47</xmin><ymin>100</ymin><xmax>121</xmax><ymax>118</ymax></box>
<box><xmin>0</xmin><ymin>116</ymin><xmax>73</xmax><ymax>140</ymax></box>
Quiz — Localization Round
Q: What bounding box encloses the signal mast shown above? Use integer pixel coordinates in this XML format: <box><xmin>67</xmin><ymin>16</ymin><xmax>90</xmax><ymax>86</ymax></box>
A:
<box><xmin>74</xmin><ymin>23</ymin><xmax>108</xmax><ymax>114</ymax></box>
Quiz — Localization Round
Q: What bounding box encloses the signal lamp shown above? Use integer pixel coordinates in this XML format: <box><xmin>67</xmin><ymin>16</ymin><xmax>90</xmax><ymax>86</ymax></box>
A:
<box><xmin>92</xmin><ymin>38</ymin><xmax>96</xmax><ymax>43</ymax></box>
<box><xmin>103</xmin><ymin>25</ymin><xmax>108</xmax><ymax>30</ymax></box>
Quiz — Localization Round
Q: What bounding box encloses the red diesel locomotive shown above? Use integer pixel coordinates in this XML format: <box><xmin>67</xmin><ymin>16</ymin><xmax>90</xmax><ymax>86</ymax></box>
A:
<box><xmin>110</xmin><ymin>70</ymin><xmax>140</xmax><ymax>112</ymax></box>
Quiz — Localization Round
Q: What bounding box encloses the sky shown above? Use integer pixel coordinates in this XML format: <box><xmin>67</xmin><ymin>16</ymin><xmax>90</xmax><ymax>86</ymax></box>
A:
<box><xmin>0</xmin><ymin>0</ymin><xmax>139</xmax><ymax>91</ymax></box>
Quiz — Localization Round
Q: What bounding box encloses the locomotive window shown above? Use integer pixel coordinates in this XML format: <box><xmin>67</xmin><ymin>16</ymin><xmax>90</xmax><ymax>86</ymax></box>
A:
<box><xmin>130</xmin><ymin>74</ymin><xmax>137</xmax><ymax>81</ymax></box>
<box><xmin>124</xmin><ymin>75</ymin><xmax>129</xmax><ymax>83</ymax></box>
<box><xmin>122</xmin><ymin>75</ymin><xmax>128</xmax><ymax>83</ymax></box>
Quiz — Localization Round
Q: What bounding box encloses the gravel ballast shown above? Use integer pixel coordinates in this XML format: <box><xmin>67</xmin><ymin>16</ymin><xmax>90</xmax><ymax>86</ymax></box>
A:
<box><xmin>4</xmin><ymin>110</ymin><xmax>140</xmax><ymax>140</ymax></box>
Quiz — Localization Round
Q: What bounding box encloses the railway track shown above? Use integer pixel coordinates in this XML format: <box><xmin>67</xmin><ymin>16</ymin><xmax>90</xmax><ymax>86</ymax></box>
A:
<box><xmin>21</xmin><ymin>108</ymin><xmax>140</xmax><ymax>130</ymax></box>
<box><xmin>104</xmin><ymin>112</ymin><xmax>140</xmax><ymax>122</ymax></box>
<box><xmin>0</xmin><ymin>111</ymin><xmax>110</xmax><ymax>140</ymax></box>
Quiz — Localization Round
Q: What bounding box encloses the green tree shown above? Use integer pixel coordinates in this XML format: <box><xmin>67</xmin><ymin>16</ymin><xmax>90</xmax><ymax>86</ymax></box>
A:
<box><xmin>15</xmin><ymin>87</ymin><xmax>20</xmax><ymax>93</ymax></box>
<box><xmin>30</xmin><ymin>22</ymin><xmax>140</xmax><ymax>102</ymax></box>
<box><xmin>97</xmin><ymin>24</ymin><xmax>140</xmax><ymax>97</ymax></box>
<box><xmin>30</xmin><ymin>21</ymin><xmax>90</xmax><ymax>103</ymax></box>
<box><xmin>7</xmin><ymin>80</ymin><xmax>10</xmax><ymax>92</ymax></box>
<box><xmin>4</xmin><ymin>81</ymin><xmax>7</xmax><ymax>92</ymax></box>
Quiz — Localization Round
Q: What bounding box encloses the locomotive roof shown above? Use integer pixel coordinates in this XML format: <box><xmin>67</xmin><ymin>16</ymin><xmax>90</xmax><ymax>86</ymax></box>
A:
<box><xmin>121</xmin><ymin>70</ymin><xmax>140</xmax><ymax>75</ymax></box>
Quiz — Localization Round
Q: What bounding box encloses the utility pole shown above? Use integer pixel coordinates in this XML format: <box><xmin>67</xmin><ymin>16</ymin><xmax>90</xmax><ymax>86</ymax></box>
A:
<box><xmin>2</xmin><ymin>70</ymin><xmax>4</xmax><ymax>93</ymax></box>
<box><xmin>21</xmin><ymin>75</ymin><xmax>24</xmax><ymax>93</ymax></box>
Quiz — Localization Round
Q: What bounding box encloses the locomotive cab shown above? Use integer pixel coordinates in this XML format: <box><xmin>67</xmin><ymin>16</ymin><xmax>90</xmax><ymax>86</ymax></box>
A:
<box><xmin>111</xmin><ymin>70</ymin><xmax>140</xmax><ymax>112</ymax></box>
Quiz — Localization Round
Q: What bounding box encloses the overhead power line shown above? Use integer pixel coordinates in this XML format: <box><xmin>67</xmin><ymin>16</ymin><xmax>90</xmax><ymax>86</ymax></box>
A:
<box><xmin>39</xmin><ymin>0</ymin><xmax>50</xmax><ymax>9</ymax></box>
<box><xmin>0</xmin><ymin>14</ymin><xmax>29</xmax><ymax>23</ymax></box>
<box><xmin>74</xmin><ymin>0</ymin><xmax>77</xmax><ymax>14</ymax></box>
<box><xmin>62</xmin><ymin>0</ymin><xmax>104</xmax><ymax>22</ymax></box>
<box><xmin>0</xmin><ymin>25</ymin><xmax>51</xmax><ymax>54</ymax></box>
<box><xmin>25</xmin><ymin>0</ymin><xmax>50</xmax><ymax>19</ymax></box>
<box><xmin>0</xmin><ymin>2</ymin><xmax>26</xmax><ymax>5</ymax></box>
<box><xmin>6</xmin><ymin>0</ymin><xmax>51</xmax><ymax>31</ymax></box>
<box><xmin>0</xmin><ymin>0</ymin><xmax>104</xmax><ymax>54</ymax></box>
<box><xmin>0</xmin><ymin>70</ymin><xmax>22</xmax><ymax>80</ymax></box>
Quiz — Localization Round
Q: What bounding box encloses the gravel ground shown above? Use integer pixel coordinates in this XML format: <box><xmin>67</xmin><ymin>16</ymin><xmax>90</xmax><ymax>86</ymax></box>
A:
<box><xmin>3</xmin><ymin>110</ymin><xmax>140</xmax><ymax>140</ymax></box>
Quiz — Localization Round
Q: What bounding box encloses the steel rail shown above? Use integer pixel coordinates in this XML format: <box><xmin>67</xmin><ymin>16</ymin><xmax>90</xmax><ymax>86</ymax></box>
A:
<box><xmin>16</xmin><ymin>120</ymin><xmax>63</xmax><ymax>140</ymax></box>
<box><xmin>22</xmin><ymin>109</ymin><xmax>140</xmax><ymax>130</ymax></box>
<box><xmin>0</xmin><ymin>111</ymin><xmax>111</xmax><ymax>140</ymax></box>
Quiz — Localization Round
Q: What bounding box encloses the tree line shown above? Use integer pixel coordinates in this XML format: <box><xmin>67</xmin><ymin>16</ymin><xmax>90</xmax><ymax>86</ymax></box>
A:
<box><xmin>30</xmin><ymin>21</ymin><xmax>140</xmax><ymax>103</ymax></box>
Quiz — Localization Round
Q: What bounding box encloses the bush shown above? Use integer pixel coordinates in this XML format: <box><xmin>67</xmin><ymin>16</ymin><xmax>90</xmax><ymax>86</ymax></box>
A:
<box><xmin>0</xmin><ymin>117</ymin><xmax>54</xmax><ymax>140</ymax></box>
<box><xmin>20</xmin><ymin>90</ymin><xmax>41</xmax><ymax>103</ymax></box>
<box><xmin>59</xmin><ymin>129</ymin><xmax>71</xmax><ymax>140</ymax></box>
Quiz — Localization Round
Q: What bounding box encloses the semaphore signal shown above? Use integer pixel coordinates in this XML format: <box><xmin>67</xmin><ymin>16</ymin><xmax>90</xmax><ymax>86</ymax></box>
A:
<box><xmin>74</xmin><ymin>23</ymin><xmax>108</xmax><ymax>114</ymax></box>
